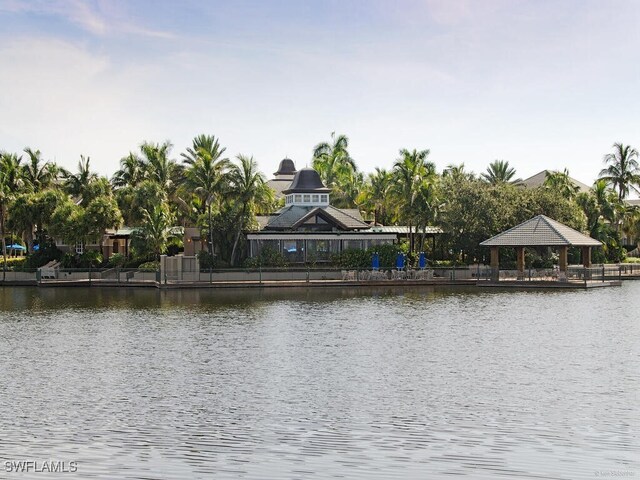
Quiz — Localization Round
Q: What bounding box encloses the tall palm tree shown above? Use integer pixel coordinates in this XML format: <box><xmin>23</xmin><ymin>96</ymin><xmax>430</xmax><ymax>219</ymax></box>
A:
<box><xmin>228</xmin><ymin>155</ymin><xmax>273</xmax><ymax>266</ymax></box>
<box><xmin>481</xmin><ymin>160</ymin><xmax>517</xmax><ymax>184</ymax></box>
<box><xmin>140</xmin><ymin>141</ymin><xmax>180</xmax><ymax>190</ymax></box>
<box><xmin>358</xmin><ymin>168</ymin><xmax>393</xmax><ymax>225</ymax></box>
<box><xmin>312</xmin><ymin>132</ymin><xmax>357</xmax><ymax>191</ymax></box>
<box><xmin>183</xmin><ymin>146</ymin><xmax>231</xmax><ymax>254</ymax></box>
<box><xmin>599</xmin><ymin>142</ymin><xmax>640</xmax><ymax>201</ymax></box>
<box><xmin>112</xmin><ymin>153</ymin><xmax>145</xmax><ymax>189</ymax></box>
<box><xmin>63</xmin><ymin>155</ymin><xmax>98</xmax><ymax>203</ymax></box>
<box><xmin>22</xmin><ymin>147</ymin><xmax>57</xmax><ymax>192</ymax></box>
<box><xmin>0</xmin><ymin>152</ymin><xmax>23</xmax><ymax>274</ymax></box>
<box><xmin>181</xmin><ymin>134</ymin><xmax>226</xmax><ymax>166</ymax></box>
<box><xmin>392</xmin><ymin>148</ymin><xmax>432</xmax><ymax>253</ymax></box>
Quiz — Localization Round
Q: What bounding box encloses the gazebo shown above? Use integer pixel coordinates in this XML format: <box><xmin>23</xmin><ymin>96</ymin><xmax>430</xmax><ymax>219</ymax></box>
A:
<box><xmin>480</xmin><ymin>215</ymin><xmax>602</xmax><ymax>281</ymax></box>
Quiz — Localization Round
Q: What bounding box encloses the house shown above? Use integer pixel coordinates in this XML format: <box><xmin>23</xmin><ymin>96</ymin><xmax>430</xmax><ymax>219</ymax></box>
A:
<box><xmin>248</xmin><ymin>167</ymin><xmax>398</xmax><ymax>263</ymax></box>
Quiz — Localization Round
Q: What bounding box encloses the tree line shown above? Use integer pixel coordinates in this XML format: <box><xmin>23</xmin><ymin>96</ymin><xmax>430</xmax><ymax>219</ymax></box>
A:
<box><xmin>1</xmin><ymin>134</ymin><xmax>639</xmax><ymax>269</ymax></box>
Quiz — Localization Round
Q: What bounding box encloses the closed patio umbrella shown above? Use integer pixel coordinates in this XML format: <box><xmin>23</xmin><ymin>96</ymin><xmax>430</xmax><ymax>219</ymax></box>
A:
<box><xmin>396</xmin><ymin>253</ymin><xmax>405</xmax><ymax>270</ymax></box>
<box><xmin>372</xmin><ymin>252</ymin><xmax>380</xmax><ymax>270</ymax></box>
<box><xmin>419</xmin><ymin>252</ymin><xmax>426</xmax><ymax>269</ymax></box>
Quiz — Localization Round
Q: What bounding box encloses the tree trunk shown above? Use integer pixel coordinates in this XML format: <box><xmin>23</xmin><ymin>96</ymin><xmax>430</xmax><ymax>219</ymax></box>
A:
<box><xmin>1</xmin><ymin>213</ymin><xmax>6</xmax><ymax>282</ymax></box>
<box><xmin>230</xmin><ymin>207</ymin><xmax>247</xmax><ymax>267</ymax></box>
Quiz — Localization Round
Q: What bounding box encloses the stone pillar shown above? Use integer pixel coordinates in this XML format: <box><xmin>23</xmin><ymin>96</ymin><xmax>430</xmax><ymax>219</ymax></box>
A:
<box><xmin>582</xmin><ymin>246</ymin><xmax>592</xmax><ymax>268</ymax></box>
<box><xmin>559</xmin><ymin>246</ymin><xmax>568</xmax><ymax>272</ymax></box>
<box><xmin>490</xmin><ymin>246</ymin><xmax>499</xmax><ymax>281</ymax></box>
<box><xmin>516</xmin><ymin>246</ymin><xmax>525</xmax><ymax>279</ymax></box>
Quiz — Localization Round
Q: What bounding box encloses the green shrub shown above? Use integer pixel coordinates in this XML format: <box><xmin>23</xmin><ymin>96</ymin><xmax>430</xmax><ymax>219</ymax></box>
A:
<box><xmin>108</xmin><ymin>253</ymin><xmax>126</xmax><ymax>267</ymax></box>
<box><xmin>0</xmin><ymin>257</ymin><xmax>27</xmax><ymax>271</ymax></box>
<box><xmin>244</xmin><ymin>246</ymin><xmax>287</xmax><ymax>268</ymax></box>
<box><xmin>78</xmin><ymin>250</ymin><xmax>103</xmax><ymax>268</ymax></box>
<box><xmin>24</xmin><ymin>241</ymin><xmax>63</xmax><ymax>268</ymax></box>
<box><xmin>138</xmin><ymin>261</ymin><xmax>159</xmax><ymax>271</ymax></box>
<box><xmin>197</xmin><ymin>250</ymin><xmax>217</xmax><ymax>269</ymax></box>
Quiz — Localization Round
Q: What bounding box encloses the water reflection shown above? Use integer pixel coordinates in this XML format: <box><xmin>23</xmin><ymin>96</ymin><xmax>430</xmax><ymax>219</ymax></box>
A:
<box><xmin>0</xmin><ymin>284</ymin><xmax>638</xmax><ymax>479</ymax></box>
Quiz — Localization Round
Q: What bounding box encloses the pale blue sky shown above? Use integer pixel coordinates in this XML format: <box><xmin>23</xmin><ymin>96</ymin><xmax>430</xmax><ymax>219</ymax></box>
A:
<box><xmin>1</xmin><ymin>0</ymin><xmax>639</xmax><ymax>185</ymax></box>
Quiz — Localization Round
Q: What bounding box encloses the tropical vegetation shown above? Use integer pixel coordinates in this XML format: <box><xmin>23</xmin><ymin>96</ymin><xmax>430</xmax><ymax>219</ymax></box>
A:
<box><xmin>1</xmin><ymin>136</ymin><xmax>639</xmax><ymax>270</ymax></box>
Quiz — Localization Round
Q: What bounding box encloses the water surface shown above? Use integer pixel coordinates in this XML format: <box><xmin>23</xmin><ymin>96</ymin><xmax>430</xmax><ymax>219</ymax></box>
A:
<box><xmin>1</xmin><ymin>284</ymin><xmax>638</xmax><ymax>479</ymax></box>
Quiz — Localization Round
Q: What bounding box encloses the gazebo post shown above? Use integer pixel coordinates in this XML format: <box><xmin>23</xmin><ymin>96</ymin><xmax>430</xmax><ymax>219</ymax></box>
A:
<box><xmin>559</xmin><ymin>246</ymin><xmax>568</xmax><ymax>272</ymax></box>
<box><xmin>582</xmin><ymin>246</ymin><xmax>592</xmax><ymax>268</ymax></box>
<box><xmin>516</xmin><ymin>246</ymin><xmax>525</xmax><ymax>280</ymax></box>
<box><xmin>490</xmin><ymin>246</ymin><xmax>499</xmax><ymax>281</ymax></box>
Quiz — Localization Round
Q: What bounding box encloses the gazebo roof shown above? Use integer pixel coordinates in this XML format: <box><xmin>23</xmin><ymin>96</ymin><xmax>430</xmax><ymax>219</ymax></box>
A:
<box><xmin>480</xmin><ymin>215</ymin><xmax>601</xmax><ymax>247</ymax></box>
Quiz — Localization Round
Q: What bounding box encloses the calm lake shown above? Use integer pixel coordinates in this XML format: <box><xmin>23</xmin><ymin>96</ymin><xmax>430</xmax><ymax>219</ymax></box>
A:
<box><xmin>0</xmin><ymin>284</ymin><xmax>638</xmax><ymax>479</ymax></box>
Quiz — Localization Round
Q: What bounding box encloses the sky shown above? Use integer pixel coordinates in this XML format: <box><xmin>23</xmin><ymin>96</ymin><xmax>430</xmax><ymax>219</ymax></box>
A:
<box><xmin>1</xmin><ymin>0</ymin><xmax>639</xmax><ymax>186</ymax></box>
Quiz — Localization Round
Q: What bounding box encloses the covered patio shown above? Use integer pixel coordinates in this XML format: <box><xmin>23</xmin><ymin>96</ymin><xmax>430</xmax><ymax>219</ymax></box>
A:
<box><xmin>480</xmin><ymin>215</ymin><xmax>602</xmax><ymax>282</ymax></box>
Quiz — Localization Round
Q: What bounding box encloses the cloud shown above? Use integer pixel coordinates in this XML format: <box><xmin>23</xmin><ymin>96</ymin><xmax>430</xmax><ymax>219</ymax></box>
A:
<box><xmin>0</xmin><ymin>0</ymin><xmax>174</xmax><ymax>38</ymax></box>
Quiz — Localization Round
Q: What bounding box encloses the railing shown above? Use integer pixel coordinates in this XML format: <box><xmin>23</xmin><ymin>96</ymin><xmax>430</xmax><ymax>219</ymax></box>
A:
<box><xmin>476</xmin><ymin>264</ymin><xmax>640</xmax><ymax>284</ymax></box>
<box><xmin>2</xmin><ymin>263</ymin><xmax>638</xmax><ymax>286</ymax></box>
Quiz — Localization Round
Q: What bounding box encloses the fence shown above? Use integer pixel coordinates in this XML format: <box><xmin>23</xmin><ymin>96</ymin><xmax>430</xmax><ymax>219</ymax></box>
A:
<box><xmin>1</xmin><ymin>263</ymin><xmax>638</xmax><ymax>287</ymax></box>
<box><xmin>476</xmin><ymin>264</ymin><xmax>638</xmax><ymax>284</ymax></box>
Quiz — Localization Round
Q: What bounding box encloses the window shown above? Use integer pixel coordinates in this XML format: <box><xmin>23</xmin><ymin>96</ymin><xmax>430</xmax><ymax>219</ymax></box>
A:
<box><xmin>321</xmin><ymin>195</ymin><xmax>328</xmax><ymax>203</ymax></box>
<box><xmin>294</xmin><ymin>194</ymin><xmax>302</xmax><ymax>203</ymax></box>
<box><xmin>303</xmin><ymin>194</ymin><xmax>311</xmax><ymax>202</ymax></box>
<box><xmin>312</xmin><ymin>194</ymin><xmax>319</xmax><ymax>203</ymax></box>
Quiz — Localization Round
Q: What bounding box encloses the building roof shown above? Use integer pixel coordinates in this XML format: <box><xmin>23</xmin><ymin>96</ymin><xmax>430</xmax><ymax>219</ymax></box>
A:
<box><xmin>263</xmin><ymin>205</ymin><xmax>368</xmax><ymax>230</ymax></box>
<box><xmin>274</xmin><ymin>158</ymin><xmax>297</xmax><ymax>176</ymax></box>
<box><xmin>480</xmin><ymin>215</ymin><xmax>601</xmax><ymax>247</ymax></box>
<box><xmin>283</xmin><ymin>168</ymin><xmax>331</xmax><ymax>194</ymax></box>
<box><xmin>366</xmin><ymin>225</ymin><xmax>443</xmax><ymax>234</ymax></box>
<box><xmin>266</xmin><ymin>178</ymin><xmax>292</xmax><ymax>198</ymax></box>
<box><xmin>519</xmin><ymin>170</ymin><xmax>591</xmax><ymax>193</ymax></box>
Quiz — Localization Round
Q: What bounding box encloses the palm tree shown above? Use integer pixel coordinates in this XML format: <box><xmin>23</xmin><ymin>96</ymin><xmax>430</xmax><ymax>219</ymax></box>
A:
<box><xmin>227</xmin><ymin>155</ymin><xmax>274</xmax><ymax>265</ymax></box>
<box><xmin>443</xmin><ymin>163</ymin><xmax>474</xmax><ymax>182</ymax></box>
<box><xmin>392</xmin><ymin>148</ymin><xmax>432</xmax><ymax>253</ymax></box>
<box><xmin>543</xmin><ymin>169</ymin><xmax>579</xmax><ymax>200</ymax></box>
<box><xmin>181</xmin><ymin>134</ymin><xmax>226</xmax><ymax>166</ymax></box>
<box><xmin>22</xmin><ymin>147</ymin><xmax>57</xmax><ymax>192</ymax></box>
<box><xmin>599</xmin><ymin>142</ymin><xmax>640</xmax><ymax>201</ymax></box>
<box><xmin>183</xmin><ymin>145</ymin><xmax>231</xmax><ymax>254</ymax></box>
<box><xmin>140</xmin><ymin>141</ymin><xmax>180</xmax><ymax>191</ymax></box>
<box><xmin>112</xmin><ymin>153</ymin><xmax>144</xmax><ymax>189</ymax></box>
<box><xmin>481</xmin><ymin>160</ymin><xmax>517</xmax><ymax>184</ymax></box>
<box><xmin>0</xmin><ymin>152</ymin><xmax>23</xmax><ymax>275</ymax></box>
<box><xmin>63</xmin><ymin>155</ymin><xmax>98</xmax><ymax>203</ymax></box>
<box><xmin>140</xmin><ymin>205</ymin><xmax>175</xmax><ymax>260</ymax></box>
<box><xmin>358</xmin><ymin>168</ymin><xmax>393</xmax><ymax>225</ymax></box>
<box><xmin>312</xmin><ymin>132</ymin><xmax>357</xmax><ymax>191</ymax></box>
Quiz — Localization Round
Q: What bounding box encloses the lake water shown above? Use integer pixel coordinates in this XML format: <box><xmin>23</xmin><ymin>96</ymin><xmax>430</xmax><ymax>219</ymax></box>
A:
<box><xmin>0</xmin><ymin>284</ymin><xmax>638</xmax><ymax>479</ymax></box>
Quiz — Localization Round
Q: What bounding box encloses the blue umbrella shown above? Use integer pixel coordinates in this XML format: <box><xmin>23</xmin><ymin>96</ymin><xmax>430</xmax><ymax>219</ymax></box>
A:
<box><xmin>372</xmin><ymin>252</ymin><xmax>380</xmax><ymax>270</ymax></box>
<box><xmin>396</xmin><ymin>253</ymin><xmax>405</xmax><ymax>270</ymax></box>
<box><xmin>7</xmin><ymin>244</ymin><xmax>26</xmax><ymax>250</ymax></box>
<box><xmin>419</xmin><ymin>252</ymin><xmax>426</xmax><ymax>269</ymax></box>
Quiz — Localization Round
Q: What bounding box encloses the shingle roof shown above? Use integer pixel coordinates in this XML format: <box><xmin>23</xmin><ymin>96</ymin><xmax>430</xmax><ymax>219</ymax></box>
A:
<box><xmin>519</xmin><ymin>170</ymin><xmax>591</xmax><ymax>193</ymax></box>
<box><xmin>264</xmin><ymin>205</ymin><xmax>368</xmax><ymax>231</ymax></box>
<box><xmin>266</xmin><ymin>178</ymin><xmax>292</xmax><ymax>198</ymax></box>
<box><xmin>480</xmin><ymin>215</ymin><xmax>601</xmax><ymax>247</ymax></box>
<box><xmin>283</xmin><ymin>168</ymin><xmax>331</xmax><ymax>194</ymax></box>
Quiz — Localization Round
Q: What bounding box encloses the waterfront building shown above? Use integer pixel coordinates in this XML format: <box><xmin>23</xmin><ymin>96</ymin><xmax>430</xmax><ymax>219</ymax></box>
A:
<box><xmin>248</xmin><ymin>166</ymin><xmax>398</xmax><ymax>263</ymax></box>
